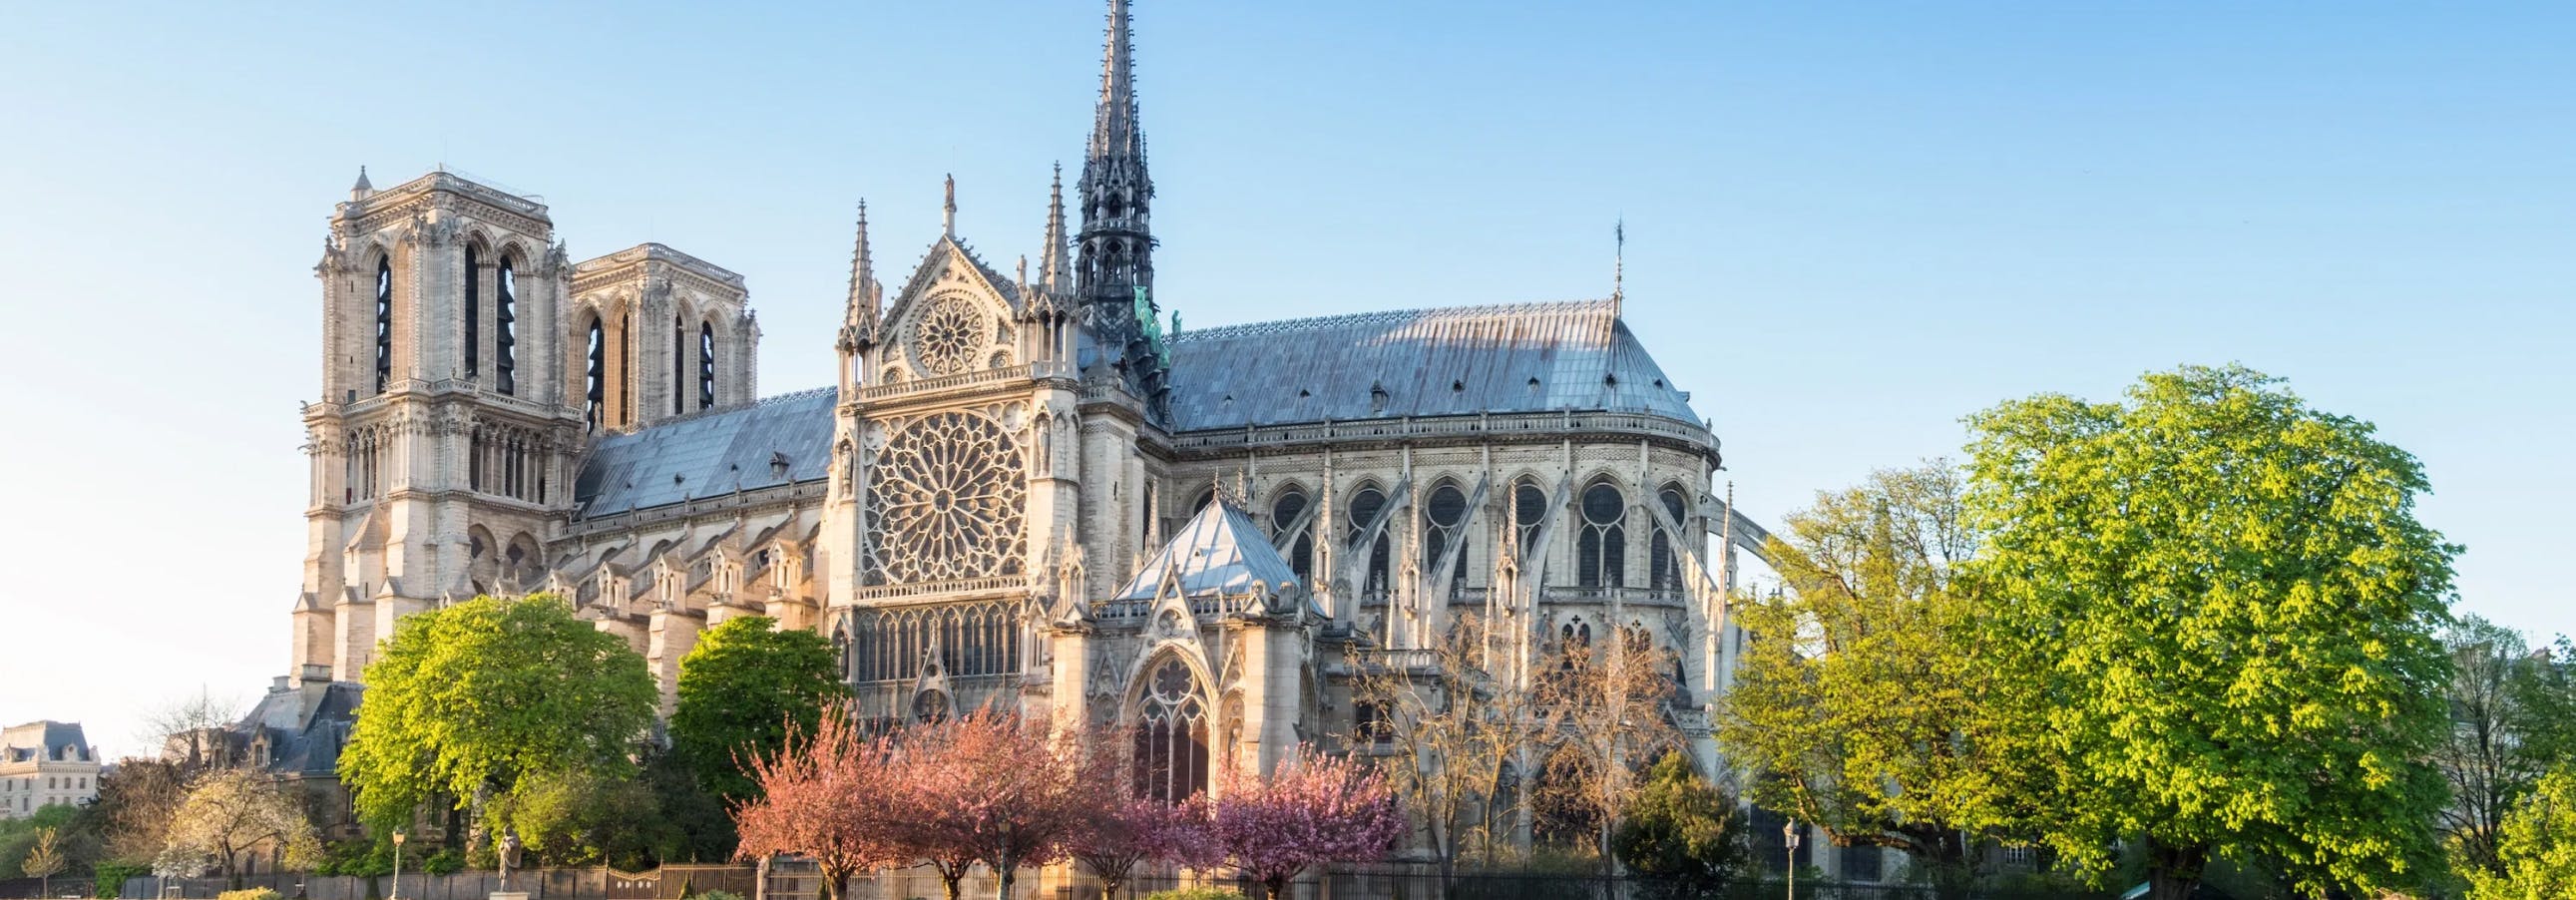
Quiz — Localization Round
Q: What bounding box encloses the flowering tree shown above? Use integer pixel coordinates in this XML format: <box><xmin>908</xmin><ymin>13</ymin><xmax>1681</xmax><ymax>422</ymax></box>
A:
<box><xmin>885</xmin><ymin>710</ymin><xmax>1113</xmax><ymax>900</ymax></box>
<box><xmin>1068</xmin><ymin>795</ymin><xmax>1219</xmax><ymax>900</ymax></box>
<box><xmin>161</xmin><ymin>768</ymin><xmax>320</xmax><ymax>889</ymax></box>
<box><xmin>1213</xmin><ymin>748</ymin><xmax>1405</xmax><ymax>900</ymax></box>
<box><xmin>733</xmin><ymin>711</ymin><xmax>898</xmax><ymax>900</ymax></box>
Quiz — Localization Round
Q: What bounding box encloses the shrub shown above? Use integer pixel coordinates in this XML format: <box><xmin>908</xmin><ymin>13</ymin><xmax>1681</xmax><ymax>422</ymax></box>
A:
<box><xmin>697</xmin><ymin>891</ymin><xmax>745</xmax><ymax>900</ymax></box>
<box><xmin>218</xmin><ymin>890</ymin><xmax>282</xmax><ymax>900</ymax></box>
<box><xmin>93</xmin><ymin>863</ymin><xmax>148</xmax><ymax>899</ymax></box>
<box><xmin>1140</xmin><ymin>889</ymin><xmax>1245</xmax><ymax>900</ymax></box>
<box><xmin>419</xmin><ymin>849</ymin><xmax>464</xmax><ymax>876</ymax></box>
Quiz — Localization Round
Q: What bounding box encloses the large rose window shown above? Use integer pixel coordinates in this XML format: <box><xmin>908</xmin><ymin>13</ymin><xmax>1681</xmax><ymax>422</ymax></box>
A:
<box><xmin>867</xmin><ymin>411</ymin><xmax>1026</xmax><ymax>584</ymax></box>
<box><xmin>911</xmin><ymin>296</ymin><xmax>985</xmax><ymax>376</ymax></box>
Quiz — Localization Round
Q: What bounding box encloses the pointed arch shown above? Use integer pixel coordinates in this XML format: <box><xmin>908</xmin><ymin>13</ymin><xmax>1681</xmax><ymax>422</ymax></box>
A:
<box><xmin>1577</xmin><ymin>477</ymin><xmax>1628</xmax><ymax>589</ymax></box>
<box><xmin>1128</xmin><ymin>650</ymin><xmax>1212</xmax><ymax>803</ymax></box>
<box><xmin>373</xmin><ymin>253</ymin><xmax>394</xmax><ymax>394</ymax></box>
<box><xmin>1345</xmin><ymin>480</ymin><xmax>1393</xmax><ymax>601</ymax></box>
<box><xmin>494</xmin><ymin>248</ymin><xmax>520</xmax><ymax>396</ymax></box>
<box><xmin>462</xmin><ymin>242</ymin><xmax>482</xmax><ymax>379</ymax></box>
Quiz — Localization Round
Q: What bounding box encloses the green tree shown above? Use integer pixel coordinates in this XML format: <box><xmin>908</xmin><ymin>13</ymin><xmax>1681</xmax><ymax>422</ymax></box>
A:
<box><xmin>1963</xmin><ymin>364</ymin><xmax>2456</xmax><ymax>900</ymax></box>
<box><xmin>338</xmin><ymin>594</ymin><xmax>657</xmax><ymax>834</ymax></box>
<box><xmin>2514</xmin><ymin>636</ymin><xmax>2576</xmax><ymax>770</ymax></box>
<box><xmin>1610</xmin><ymin>752</ymin><xmax>1745</xmax><ymax>899</ymax></box>
<box><xmin>2466</xmin><ymin>764</ymin><xmax>2576</xmax><ymax>900</ymax></box>
<box><xmin>1716</xmin><ymin>462</ymin><xmax>2027</xmax><ymax>896</ymax></box>
<box><xmin>23</xmin><ymin>826</ymin><xmax>66</xmax><ymax>897</ymax></box>
<box><xmin>670</xmin><ymin>616</ymin><xmax>850</xmax><ymax>804</ymax></box>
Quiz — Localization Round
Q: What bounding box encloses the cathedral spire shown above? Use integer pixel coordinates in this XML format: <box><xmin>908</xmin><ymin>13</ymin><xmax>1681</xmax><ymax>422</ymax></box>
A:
<box><xmin>845</xmin><ymin>201</ymin><xmax>877</xmax><ymax>332</ymax></box>
<box><xmin>1091</xmin><ymin>0</ymin><xmax>1141</xmax><ymax>162</ymax></box>
<box><xmin>1041</xmin><ymin>163</ymin><xmax>1068</xmax><ymax>293</ymax></box>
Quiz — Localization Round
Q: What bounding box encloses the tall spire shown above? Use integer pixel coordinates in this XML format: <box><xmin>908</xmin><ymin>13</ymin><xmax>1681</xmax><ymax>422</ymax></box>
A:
<box><xmin>1090</xmin><ymin>0</ymin><xmax>1141</xmax><ymax>161</ymax></box>
<box><xmin>844</xmin><ymin>201</ymin><xmax>876</xmax><ymax>331</ymax></box>
<box><xmin>942</xmin><ymin>174</ymin><xmax>957</xmax><ymax>238</ymax></box>
<box><xmin>1041</xmin><ymin>163</ymin><xmax>1069</xmax><ymax>293</ymax></box>
<box><xmin>1612</xmin><ymin>217</ymin><xmax>1625</xmax><ymax>313</ymax></box>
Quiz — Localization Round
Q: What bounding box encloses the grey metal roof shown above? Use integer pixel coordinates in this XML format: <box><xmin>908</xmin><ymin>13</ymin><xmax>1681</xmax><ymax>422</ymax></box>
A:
<box><xmin>574</xmin><ymin>387</ymin><xmax>838</xmax><ymax>517</ymax></box>
<box><xmin>1114</xmin><ymin>501</ymin><xmax>1304</xmax><ymax>601</ymax></box>
<box><xmin>1164</xmin><ymin>298</ymin><xmax>1702</xmax><ymax>431</ymax></box>
<box><xmin>0</xmin><ymin>720</ymin><xmax>90</xmax><ymax>763</ymax></box>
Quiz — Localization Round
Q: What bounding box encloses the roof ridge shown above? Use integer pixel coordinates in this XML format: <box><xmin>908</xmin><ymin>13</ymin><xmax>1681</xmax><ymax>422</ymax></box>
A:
<box><xmin>1171</xmin><ymin>297</ymin><xmax>1617</xmax><ymax>343</ymax></box>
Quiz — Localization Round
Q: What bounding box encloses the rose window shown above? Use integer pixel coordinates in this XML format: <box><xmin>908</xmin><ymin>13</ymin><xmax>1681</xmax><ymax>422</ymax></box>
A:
<box><xmin>912</xmin><ymin>297</ymin><xmax>985</xmax><ymax>376</ymax></box>
<box><xmin>866</xmin><ymin>411</ymin><xmax>1026</xmax><ymax>584</ymax></box>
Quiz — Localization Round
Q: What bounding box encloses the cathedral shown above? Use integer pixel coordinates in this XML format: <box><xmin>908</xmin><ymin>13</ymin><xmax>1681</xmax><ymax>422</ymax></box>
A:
<box><xmin>254</xmin><ymin>0</ymin><xmax>1757</xmax><ymax>804</ymax></box>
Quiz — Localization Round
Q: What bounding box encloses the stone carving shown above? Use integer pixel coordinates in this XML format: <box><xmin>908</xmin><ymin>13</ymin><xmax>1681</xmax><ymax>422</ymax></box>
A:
<box><xmin>865</xmin><ymin>410</ymin><xmax>1026</xmax><ymax>583</ymax></box>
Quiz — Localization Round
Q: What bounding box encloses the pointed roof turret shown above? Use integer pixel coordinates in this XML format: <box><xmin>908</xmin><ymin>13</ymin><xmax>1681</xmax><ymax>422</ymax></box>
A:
<box><xmin>1114</xmin><ymin>499</ymin><xmax>1304</xmax><ymax>603</ymax></box>
<box><xmin>349</xmin><ymin>166</ymin><xmax>374</xmax><ymax>202</ymax></box>
<box><xmin>942</xmin><ymin>174</ymin><xmax>958</xmax><ymax>238</ymax></box>
<box><xmin>1041</xmin><ymin>163</ymin><xmax>1069</xmax><ymax>293</ymax></box>
<box><xmin>841</xmin><ymin>202</ymin><xmax>878</xmax><ymax>341</ymax></box>
<box><xmin>1090</xmin><ymin>0</ymin><xmax>1142</xmax><ymax>162</ymax></box>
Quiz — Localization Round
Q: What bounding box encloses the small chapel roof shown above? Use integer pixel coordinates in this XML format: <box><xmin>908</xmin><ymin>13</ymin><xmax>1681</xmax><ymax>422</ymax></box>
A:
<box><xmin>1113</xmin><ymin>499</ymin><xmax>1303</xmax><ymax>602</ymax></box>
<box><xmin>1162</xmin><ymin>298</ymin><xmax>1701</xmax><ymax>431</ymax></box>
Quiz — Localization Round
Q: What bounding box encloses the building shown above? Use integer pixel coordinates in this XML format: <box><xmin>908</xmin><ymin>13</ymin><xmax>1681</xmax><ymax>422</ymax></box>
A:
<box><xmin>0</xmin><ymin>721</ymin><xmax>100</xmax><ymax>817</ymax></box>
<box><xmin>254</xmin><ymin>0</ymin><xmax>1768</xmax><ymax>818</ymax></box>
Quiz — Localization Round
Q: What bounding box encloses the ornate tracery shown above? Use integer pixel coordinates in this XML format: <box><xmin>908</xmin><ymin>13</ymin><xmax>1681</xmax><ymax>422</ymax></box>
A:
<box><xmin>1132</xmin><ymin>656</ymin><xmax>1209</xmax><ymax>803</ymax></box>
<box><xmin>864</xmin><ymin>410</ymin><xmax>1027</xmax><ymax>584</ymax></box>
<box><xmin>911</xmin><ymin>294</ymin><xmax>985</xmax><ymax>376</ymax></box>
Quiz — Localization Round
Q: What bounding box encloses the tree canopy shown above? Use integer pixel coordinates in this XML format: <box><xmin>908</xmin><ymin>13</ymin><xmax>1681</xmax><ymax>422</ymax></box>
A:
<box><xmin>671</xmin><ymin>616</ymin><xmax>851</xmax><ymax>804</ymax></box>
<box><xmin>1963</xmin><ymin>364</ymin><xmax>2456</xmax><ymax>900</ymax></box>
<box><xmin>338</xmin><ymin>594</ymin><xmax>657</xmax><ymax>833</ymax></box>
<box><xmin>1610</xmin><ymin>752</ymin><xmax>1746</xmax><ymax>898</ymax></box>
<box><xmin>2465</xmin><ymin>763</ymin><xmax>2576</xmax><ymax>900</ymax></box>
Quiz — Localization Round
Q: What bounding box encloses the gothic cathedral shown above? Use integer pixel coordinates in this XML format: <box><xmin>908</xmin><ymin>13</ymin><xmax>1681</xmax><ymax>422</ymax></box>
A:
<box><xmin>263</xmin><ymin>0</ymin><xmax>1749</xmax><ymax>804</ymax></box>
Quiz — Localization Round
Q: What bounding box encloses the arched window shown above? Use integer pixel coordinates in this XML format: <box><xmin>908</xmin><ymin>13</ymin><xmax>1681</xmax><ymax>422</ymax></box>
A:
<box><xmin>463</xmin><ymin>245</ymin><xmax>480</xmax><ymax>378</ymax></box>
<box><xmin>1577</xmin><ymin>480</ymin><xmax>1626</xmax><ymax>589</ymax></box>
<box><xmin>1346</xmin><ymin>485</ymin><xmax>1391</xmax><ymax>600</ymax></box>
<box><xmin>1132</xmin><ymin>657</ymin><xmax>1209</xmax><ymax>803</ymax></box>
<box><xmin>1650</xmin><ymin>485</ymin><xmax>1688</xmax><ymax>592</ymax></box>
<box><xmin>698</xmin><ymin>321</ymin><xmax>716</xmax><ymax>409</ymax></box>
<box><xmin>672</xmin><ymin>313</ymin><xmax>686</xmax><ymax>415</ymax></box>
<box><xmin>584</xmin><ymin>318</ymin><xmax>606</xmax><ymax>430</ymax></box>
<box><xmin>1271</xmin><ymin>489</ymin><xmax>1314</xmax><ymax>584</ymax></box>
<box><xmin>1514</xmin><ymin>478</ymin><xmax>1548</xmax><ymax>556</ymax></box>
<box><xmin>495</xmin><ymin>258</ymin><xmax>517</xmax><ymax>395</ymax></box>
<box><xmin>374</xmin><ymin>257</ymin><xmax>394</xmax><ymax>393</ymax></box>
<box><xmin>1423</xmin><ymin>481</ymin><xmax>1470</xmax><ymax>584</ymax></box>
<box><xmin>618</xmin><ymin>312</ymin><xmax>632</xmax><ymax>426</ymax></box>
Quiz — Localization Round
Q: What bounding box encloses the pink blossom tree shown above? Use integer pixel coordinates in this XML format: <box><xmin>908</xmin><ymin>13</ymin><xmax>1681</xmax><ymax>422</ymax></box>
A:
<box><xmin>733</xmin><ymin>711</ymin><xmax>900</xmax><ymax>900</ymax></box>
<box><xmin>1068</xmin><ymin>794</ymin><xmax>1220</xmax><ymax>900</ymax></box>
<box><xmin>1213</xmin><ymin>748</ymin><xmax>1407</xmax><ymax>900</ymax></box>
<box><xmin>886</xmin><ymin>710</ymin><xmax>1113</xmax><ymax>900</ymax></box>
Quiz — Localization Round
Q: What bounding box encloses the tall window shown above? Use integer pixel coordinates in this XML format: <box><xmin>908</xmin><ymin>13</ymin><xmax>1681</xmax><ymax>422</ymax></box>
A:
<box><xmin>584</xmin><ymin>319</ymin><xmax>606</xmax><ymax>430</ymax></box>
<box><xmin>1271</xmin><ymin>489</ymin><xmax>1314</xmax><ymax>584</ymax></box>
<box><xmin>495</xmin><ymin>259</ymin><xmax>517</xmax><ymax>395</ymax></box>
<box><xmin>1650</xmin><ymin>485</ymin><xmax>1688</xmax><ymax>592</ymax></box>
<box><xmin>1347</xmin><ymin>485</ymin><xmax>1392</xmax><ymax>599</ymax></box>
<box><xmin>1577</xmin><ymin>480</ymin><xmax>1626</xmax><ymax>589</ymax></box>
<box><xmin>672</xmin><ymin>314</ymin><xmax>686</xmax><ymax>415</ymax></box>
<box><xmin>463</xmin><ymin>246</ymin><xmax>480</xmax><ymax>378</ymax></box>
<box><xmin>1514</xmin><ymin>478</ymin><xmax>1548</xmax><ymax>556</ymax></box>
<box><xmin>1132</xmin><ymin>657</ymin><xmax>1209</xmax><ymax>803</ymax></box>
<box><xmin>1423</xmin><ymin>481</ymin><xmax>1470</xmax><ymax>584</ymax></box>
<box><xmin>373</xmin><ymin>257</ymin><xmax>393</xmax><ymax>393</ymax></box>
<box><xmin>698</xmin><ymin>322</ymin><xmax>716</xmax><ymax>409</ymax></box>
<box><xmin>617</xmin><ymin>313</ymin><xmax>631</xmax><ymax>426</ymax></box>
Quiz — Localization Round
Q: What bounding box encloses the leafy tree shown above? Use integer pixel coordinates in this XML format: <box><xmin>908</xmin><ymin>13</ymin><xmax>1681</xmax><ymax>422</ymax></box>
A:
<box><xmin>884</xmin><ymin>710</ymin><xmax>1116</xmax><ymax>900</ymax></box>
<box><xmin>491</xmin><ymin>767</ymin><xmax>660</xmax><ymax>869</ymax></box>
<box><xmin>24</xmin><ymin>826</ymin><xmax>67</xmax><ymax>897</ymax></box>
<box><xmin>2515</xmin><ymin>636</ymin><xmax>2576</xmax><ymax>770</ymax></box>
<box><xmin>162</xmin><ymin>768</ymin><xmax>321</xmax><ymax>889</ymax></box>
<box><xmin>641</xmin><ymin>745</ymin><xmax>736</xmax><ymax>864</ymax></box>
<box><xmin>1610</xmin><ymin>752</ymin><xmax>1745</xmax><ymax>899</ymax></box>
<box><xmin>1717</xmin><ymin>461</ymin><xmax>2025</xmax><ymax>896</ymax></box>
<box><xmin>671</xmin><ymin>616</ymin><xmax>851</xmax><ymax>804</ymax></box>
<box><xmin>1211</xmin><ymin>747</ymin><xmax>1406</xmax><ymax>900</ymax></box>
<box><xmin>338</xmin><ymin>594</ymin><xmax>657</xmax><ymax>834</ymax></box>
<box><xmin>1963</xmin><ymin>364</ymin><xmax>2456</xmax><ymax>900</ymax></box>
<box><xmin>2435</xmin><ymin>616</ymin><xmax>2550</xmax><ymax>876</ymax></box>
<box><xmin>2465</xmin><ymin>764</ymin><xmax>2576</xmax><ymax>900</ymax></box>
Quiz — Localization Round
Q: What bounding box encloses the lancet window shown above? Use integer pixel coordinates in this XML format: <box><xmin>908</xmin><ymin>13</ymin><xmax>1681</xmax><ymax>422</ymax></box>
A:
<box><xmin>1577</xmin><ymin>480</ymin><xmax>1626</xmax><ymax>589</ymax></box>
<box><xmin>1514</xmin><ymin>478</ymin><xmax>1548</xmax><ymax>556</ymax></box>
<box><xmin>463</xmin><ymin>245</ymin><xmax>480</xmax><ymax>378</ymax></box>
<box><xmin>1346</xmin><ymin>485</ymin><xmax>1392</xmax><ymax>601</ymax></box>
<box><xmin>1649</xmin><ymin>484</ymin><xmax>1688</xmax><ymax>592</ymax></box>
<box><xmin>672</xmin><ymin>313</ymin><xmax>686</xmax><ymax>415</ymax></box>
<box><xmin>1270</xmin><ymin>488</ymin><xmax>1314</xmax><ymax>584</ymax></box>
<box><xmin>467</xmin><ymin>423</ymin><xmax>547</xmax><ymax>503</ymax></box>
<box><xmin>494</xmin><ymin>258</ymin><xmax>516</xmax><ymax>395</ymax></box>
<box><xmin>1423</xmin><ymin>481</ymin><xmax>1471</xmax><ymax>585</ymax></box>
<box><xmin>373</xmin><ymin>257</ymin><xmax>393</xmax><ymax>393</ymax></box>
<box><xmin>584</xmin><ymin>318</ymin><xmax>606</xmax><ymax>430</ymax></box>
<box><xmin>698</xmin><ymin>321</ymin><xmax>716</xmax><ymax>409</ymax></box>
<box><xmin>1132</xmin><ymin>657</ymin><xmax>1209</xmax><ymax>803</ymax></box>
<box><xmin>844</xmin><ymin>600</ymin><xmax>1023</xmax><ymax>682</ymax></box>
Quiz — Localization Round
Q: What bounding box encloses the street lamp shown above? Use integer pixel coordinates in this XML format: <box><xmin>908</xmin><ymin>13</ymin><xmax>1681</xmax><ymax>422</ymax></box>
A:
<box><xmin>389</xmin><ymin>831</ymin><xmax>404</xmax><ymax>900</ymax></box>
<box><xmin>1783</xmin><ymin>821</ymin><xmax>1801</xmax><ymax>900</ymax></box>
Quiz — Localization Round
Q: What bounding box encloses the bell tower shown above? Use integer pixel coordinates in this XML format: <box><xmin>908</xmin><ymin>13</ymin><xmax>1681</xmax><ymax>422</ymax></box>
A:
<box><xmin>297</xmin><ymin>169</ymin><xmax>585</xmax><ymax>680</ymax></box>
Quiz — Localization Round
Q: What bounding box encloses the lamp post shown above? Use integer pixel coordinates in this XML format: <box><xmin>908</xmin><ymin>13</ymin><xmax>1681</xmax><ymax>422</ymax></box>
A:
<box><xmin>389</xmin><ymin>831</ymin><xmax>404</xmax><ymax>900</ymax></box>
<box><xmin>1783</xmin><ymin>821</ymin><xmax>1801</xmax><ymax>900</ymax></box>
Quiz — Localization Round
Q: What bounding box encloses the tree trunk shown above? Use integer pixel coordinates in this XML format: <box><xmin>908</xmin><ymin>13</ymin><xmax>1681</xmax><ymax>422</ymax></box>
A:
<box><xmin>2145</xmin><ymin>839</ymin><xmax>2206</xmax><ymax>900</ymax></box>
<box><xmin>995</xmin><ymin>865</ymin><xmax>1015</xmax><ymax>900</ymax></box>
<box><xmin>941</xmin><ymin>873</ymin><xmax>964</xmax><ymax>900</ymax></box>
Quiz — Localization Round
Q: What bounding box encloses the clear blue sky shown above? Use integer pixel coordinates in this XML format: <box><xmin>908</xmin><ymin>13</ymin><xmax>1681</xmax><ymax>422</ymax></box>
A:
<box><xmin>3</xmin><ymin>2</ymin><xmax>2567</xmax><ymax>757</ymax></box>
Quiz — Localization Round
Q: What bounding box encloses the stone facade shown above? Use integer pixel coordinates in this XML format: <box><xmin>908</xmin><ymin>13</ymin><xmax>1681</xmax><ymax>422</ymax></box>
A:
<box><xmin>267</xmin><ymin>0</ymin><xmax>1759</xmax><ymax>811</ymax></box>
<box><xmin>0</xmin><ymin>721</ymin><xmax>99</xmax><ymax>818</ymax></box>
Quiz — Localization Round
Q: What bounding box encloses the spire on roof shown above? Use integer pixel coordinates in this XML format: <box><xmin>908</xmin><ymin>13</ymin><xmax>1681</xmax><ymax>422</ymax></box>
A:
<box><xmin>1041</xmin><ymin>163</ymin><xmax>1069</xmax><ymax>293</ymax></box>
<box><xmin>846</xmin><ymin>201</ymin><xmax>876</xmax><ymax>327</ymax></box>
<box><xmin>1612</xmin><ymin>217</ymin><xmax>1625</xmax><ymax>314</ymax></box>
<box><xmin>349</xmin><ymin>166</ymin><xmax>374</xmax><ymax>202</ymax></box>
<box><xmin>1090</xmin><ymin>0</ymin><xmax>1141</xmax><ymax>162</ymax></box>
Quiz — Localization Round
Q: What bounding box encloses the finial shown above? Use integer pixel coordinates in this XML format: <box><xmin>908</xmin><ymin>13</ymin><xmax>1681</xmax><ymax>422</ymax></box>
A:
<box><xmin>1612</xmin><ymin>217</ymin><xmax>1625</xmax><ymax>310</ymax></box>
<box><xmin>846</xmin><ymin>200</ymin><xmax>877</xmax><ymax>329</ymax></box>
<box><xmin>1041</xmin><ymin>163</ymin><xmax>1069</xmax><ymax>292</ymax></box>
<box><xmin>942</xmin><ymin>175</ymin><xmax>958</xmax><ymax>238</ymax></box>
<box><xmin>349</xmin><ymin>166</ymin><xmax>374</xmax><ymax>202</ymax></box>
